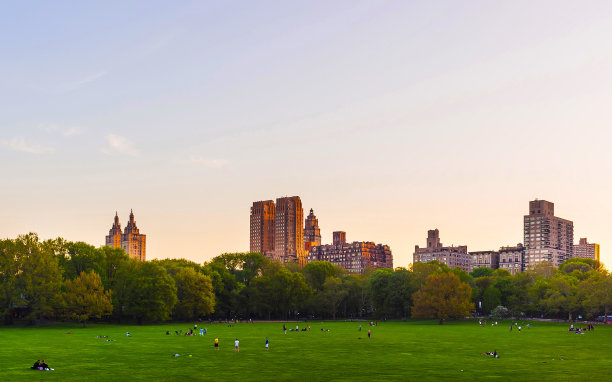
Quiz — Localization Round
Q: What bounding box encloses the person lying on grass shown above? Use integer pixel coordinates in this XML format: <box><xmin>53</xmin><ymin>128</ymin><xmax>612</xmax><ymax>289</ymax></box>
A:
<box><xmin>481</xmin><ymin>350</ymin><xmax>499</xmax><ymax>358</ymax></box>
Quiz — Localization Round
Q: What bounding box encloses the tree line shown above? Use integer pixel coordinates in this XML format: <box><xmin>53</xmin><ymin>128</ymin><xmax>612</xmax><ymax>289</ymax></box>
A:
<box><xmin>1</xmin><ymin>233</ymin><xmax>610</xmax><ymax>325</ymax></box>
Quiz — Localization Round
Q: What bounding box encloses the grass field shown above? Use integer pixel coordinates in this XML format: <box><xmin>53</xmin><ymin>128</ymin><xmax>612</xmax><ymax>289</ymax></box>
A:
<box><xmin>0</xmin><ymin>320</ymin><xmax>610</xmax><ymax>381</ymax></box>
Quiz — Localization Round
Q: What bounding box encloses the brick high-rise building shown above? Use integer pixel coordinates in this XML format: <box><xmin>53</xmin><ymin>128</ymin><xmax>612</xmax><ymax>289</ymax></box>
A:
<box><xmin>274</xmin><ymin>196</ymin><xmax>304</xmax><ymax>264</ymax></box>
<box><xmin>523</xmin><ymin>199</ymin><xmax>573</xmax><ymax>268</ymax></box>
<box><xmin>573</xmin><ymin>238</ymin><xmax>600</xmax><ymax>262</ymax></box>
<box><xmin>105</xmin><ymin>210</ymin><xmax>146</xmax><ymax>261</ymax></box>
<box><xmin>307</xmin><ymin>232</ymin><xmax>393</xmax><ymax>273</ymax></box>
<box><xmin>413</xmin><ymin>229</ymin><xmax>470</xmax><ymax>272</ymax></box>
<box><xmin>250</xmin><ymin>200</ymin><xmax>276</xmax><ymax>258</ymax></box>
<box><xmin>303</xmin><ymin>208</ymin><xmax>322</xmax><ymax>266</ymax></box>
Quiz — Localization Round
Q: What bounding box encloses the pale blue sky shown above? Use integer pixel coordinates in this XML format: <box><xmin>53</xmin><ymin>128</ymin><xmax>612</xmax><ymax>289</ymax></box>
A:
<box><xmin>2</xmin><ymin>1</ymin><xmax>612</xmax><ymax>267</ymax></box>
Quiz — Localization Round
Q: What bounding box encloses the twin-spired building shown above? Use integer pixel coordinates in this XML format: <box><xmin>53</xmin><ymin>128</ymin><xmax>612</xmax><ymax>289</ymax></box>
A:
<box><xmin>105</xmin><ymin>210</ymin><xmax>146</xmax><ymax>261</ymax></box>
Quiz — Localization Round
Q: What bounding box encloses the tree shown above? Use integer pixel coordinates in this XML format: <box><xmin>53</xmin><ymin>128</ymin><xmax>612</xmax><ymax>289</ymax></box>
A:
<box><xmin>411</xmin><ymin>273</ymin><xmax>473</xmax><ymax>324</ymax></box>
<box><xmin>560</xmin><ymin>258</ymin><xmax>601</xmax><ymax>273</ymax></box>
<box><xmin>580</xmin><ymin>273</ymin><xmax>612</xmax><ymax>320</ymax></box>
<box><xmin>366</xmin><ymin>268</ymin><xmax>393</xmax><ymax>317</ymax></box>
<box><xmin>14</xmin><ymin>233</ymin><xmax>63</xmax><ymax>322</ymax></box>
<box><xmin>58</xmin><ymin>242</ymin><xmax>105</xmax><ymax>281</ymax></box>
<box><xmin>0</xmin><ymin>238</ymin><xmax>22</xmax><ymax>323</ymax></box>
<box><xmin>302</xmin><ymin>261</ymin><xmax>344</xmax><ymax>291</ymax></box>
<box><xmin>386</xmin><ymin>270</ymin><xmax>417</xmax><ymax>318</ymax></box>
<box><xmin>124</xmin><ymin>262</ymin><xmax>177</xmax><ymax>323</ymax></box>
<box><xmin>62</xmin><ymin>271</ymin><xmax>113</xmax><ymax>327</ymax></box>
<box><xmin>482</xmin><ymin>286</ymin><xmax>502</xmax><ymax>314</ymax></box>
<box><xmin>470</xmin><ymin>267</ymin><xmax>493</xmax><ymax>278</ymax></box>
<box><xmin>411</xmin><ymin>261</ymin><xmax>450</xmax><ymax>288</ymax></box>
<box><xmin>317</xmin><ymin>277</ymin><xmax>348</xmax><ymax>320</ymax></box>
<box><xmin>173</xmin><ymin>268</ymin><xmax>215</xmax><ymax>320</ymax></box>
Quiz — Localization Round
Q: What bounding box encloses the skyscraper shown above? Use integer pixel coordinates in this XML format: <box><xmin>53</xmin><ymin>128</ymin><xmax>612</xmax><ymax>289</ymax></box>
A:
<box><xmin>523</xmin><ymin>199</ymin><xmax>573</xmax><ymax>268</ymax></box>
<box><xmin>274</xmin><ymin>196</ymin><xmax>304</xmax><ymax>264</ymax></box>
<box><xmin>105</xmin><ymin>210</ymin><xmax>146</xmax><ymax>261</ymax></box>
<box><xmin>303</xmin><ymin>208</ymin><xmax>322</xmax><ymax>265</ymax></box>
<box><xmin>573</xmin><ymin>238</ymin><xmax>600</xmax><ymax>262</ymax></box>
<box><xmin>250</xmin><ymin>200</ymin><xmax>276</xmax><ymax>258</ymax></box>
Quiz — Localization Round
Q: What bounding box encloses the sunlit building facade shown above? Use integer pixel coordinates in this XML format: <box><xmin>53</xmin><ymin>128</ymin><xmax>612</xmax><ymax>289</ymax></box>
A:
<box><xmin>274</xmin><ymin>196</ymin><xmax>304</xmax><ymax>264</ymax></box>
<box><xmin>250</xmin><ymin>200</ymin><xmax>276</xmax><ymax>259</ymax></box>
<box><xmin>307</xmin><ymin>231</ymin><xmax>393</xmax><ymax>273</ymax></box>
<box><xmin>413</xmin><ymin>229</ymin><xmax>470</xmax><ymax>272</ymax></box>
<box><xmin>523</xmin><ymin>199</ymin><xmax>573</xmax><ymax>268</ymax></box>
<box><xmin>573</xmin><ymin>238</ymin><xmax>600</xmax><ymax>262</ymax></box>
<box><xmin>105</xmin><ymin>210</ymin><xmax>146</xmax><ymax>261</ymax></box>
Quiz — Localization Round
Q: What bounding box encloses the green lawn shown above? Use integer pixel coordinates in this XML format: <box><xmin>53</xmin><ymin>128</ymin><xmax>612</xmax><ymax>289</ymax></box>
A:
<box><xmin>0</xmin><ymin>320</ymin><xmax>609</xmax><ymax>381</ymax></box>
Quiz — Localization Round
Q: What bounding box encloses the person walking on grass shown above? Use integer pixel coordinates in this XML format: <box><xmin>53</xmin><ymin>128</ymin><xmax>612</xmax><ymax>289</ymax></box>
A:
<box><xmin>367</xmin><ymin>329</ymin><xmax>371</xmax><ymax>339</ymax></box>
<box><xmin>234</xmin><ymin>338</ymin><xmax>240</xmax><ymax>353</ymax></box>
<box><xmin>265</xmin><ymin>337</ymin><xmax>269</xmax><ymax>351</ymax></box>
<box><xmin>214</xmin><ymin>337</ymin><xmax>219</xmax><ymax>350</ymax></box>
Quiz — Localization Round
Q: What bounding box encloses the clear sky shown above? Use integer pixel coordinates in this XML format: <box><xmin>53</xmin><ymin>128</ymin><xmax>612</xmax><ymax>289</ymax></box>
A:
<box><xmin>2</xmin><ymin>1</ymin><xmax>611</xmax><ymax>268</ymax></box>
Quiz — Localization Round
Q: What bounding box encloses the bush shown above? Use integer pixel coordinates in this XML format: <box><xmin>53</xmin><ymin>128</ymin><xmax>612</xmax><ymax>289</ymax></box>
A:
<box><xmin>490</xmin><ymin>306</ymin><xmax>509</xmax><ymax>318</ymax></box>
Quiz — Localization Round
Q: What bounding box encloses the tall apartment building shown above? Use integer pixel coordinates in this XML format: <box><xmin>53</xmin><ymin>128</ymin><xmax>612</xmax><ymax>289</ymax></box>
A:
<box><xmin>303</xmin><ymin>208</ymin><xmax>322</xmax><ymax>266</ymax></box>
<box><xmin>333</xmin><ymin>231</ymin><xmax>346</xmax><ymax>246</ymax></box>
<box><xmin>498</xmin><ymin>244</ymin><xmax>525</xmax><ymax>275</ymax></box>
<box><xmin>469</xmin><ymin>250</ymin><xmax>499</xmax><ymax>273</ymax></box>
<box><xmin>413</xmin><ymin>229</ymin><xmax>470</xmax><ymax>272</ymax></box>
<box><xmin>105</xmin><ymin>210</ymin><xmax>146</xmax><ymax>261</ymax></box>
<box><xmin>523</xmin><ymin>199</ymin><xmax>573</xmax><ymax>268</ymax></box>
<box><xmin>307</xmin><ymin>231</ymin><xmax>393</xmax><ymax>273</ymax></box>
<box><xmin>250</xmin><ymin>200</ymin><xmax>276</xmax><ymax>258</ymax></box>
<box><xmin>274</xmin><ymin>196</ymin><xmax>304</xmax><ymax>264</ymax></box>
<box><xmin>573</xmin><ymin>238</ymin><xmax>600</xmax><ymax>262</ymax></box>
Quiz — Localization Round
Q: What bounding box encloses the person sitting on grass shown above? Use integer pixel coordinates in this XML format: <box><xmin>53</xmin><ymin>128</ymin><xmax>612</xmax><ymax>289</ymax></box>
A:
<box><xmin>31</xmin><ymin>360</ymin><xmax>41</xmax><ymax>370</ymax></box>
<box><xmin>39</xmin><ymin>360</ymin><xmax>53</xmax><ymax>370</ymax></box>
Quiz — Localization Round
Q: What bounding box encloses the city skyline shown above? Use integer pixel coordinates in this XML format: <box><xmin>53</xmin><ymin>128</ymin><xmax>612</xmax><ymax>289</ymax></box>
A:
<box><xmin>2</xmin><ymin>1</ymin><xmax>612</xmax><ymax>268</ymax></box>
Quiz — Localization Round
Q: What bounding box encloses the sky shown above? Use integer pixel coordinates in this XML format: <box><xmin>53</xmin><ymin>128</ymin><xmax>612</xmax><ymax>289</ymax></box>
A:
<box><xmin>2</xmin><ymin>0</ymin><xmax>612</xmax><ymax>268</ymax></box>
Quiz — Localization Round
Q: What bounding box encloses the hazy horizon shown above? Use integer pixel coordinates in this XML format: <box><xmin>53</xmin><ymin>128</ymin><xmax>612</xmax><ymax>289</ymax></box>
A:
<box><xmin>2</xmin><ymin>1</ymin><xmax>611</xmax><ymax>268</ymax></box>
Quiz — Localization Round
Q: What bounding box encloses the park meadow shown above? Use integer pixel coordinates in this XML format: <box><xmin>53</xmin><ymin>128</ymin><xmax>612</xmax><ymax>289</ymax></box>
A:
<box><xmin>1</xmin><ymin>319</ymin><xmax>610</xmax><ymax>381</ymax></box>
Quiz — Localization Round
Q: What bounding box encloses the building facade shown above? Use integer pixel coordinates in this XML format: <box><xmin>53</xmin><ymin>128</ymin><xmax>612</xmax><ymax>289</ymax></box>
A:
<box><xmin>105</xmin><ymin>210</ymin><xmax>146</xmax><ymax>261</ymax></box>
<box><xmin>105</xmin><ymin>212</ymin><xmax>122</xmax><ymax>248</ymax></box>
<box><xmin>573</xmin><ymin>238</ymin><xmax>600</xmax><ymax>262</ymax></box>
<box><xmin>469</xmin><ymin>250</ymin><xmax>500</xmax><ymax>272</ymax></box>
<box><xmin>274</xmin><ymin>196</ymin><xmax>304</xmax><ymax>264</ymax></box>
<box><xmin>413</xmin><ymin>229</ymin><xmax>470</xmax><ymax>272</ymax></box>
<box><xmin>307</xmin><ymin>232</ymin><xmax>393</xmax><ymax>273</ymax></box>
<box><xmin>498</xmin><ymin>244</ymin><xmax>525</xmax><ymax>275</ymax></box>
<box><xmin>523</xmin><ymin>199</ymin><xmax>574</xmax><ymax>268</ymax></box>
<box><xmin>303</xmin><ymin>208</ymin><xmax>322</xmax><ymax>264</ymax></box>
<box><xmin>333</xmin><ymin>231</ymin><xmax>346</xmax><ymax>246</ymax></box>
<box><xmin>250</xmin><ymin>200</ymin><xmax>276</xmax><ymax>258</ymax></box>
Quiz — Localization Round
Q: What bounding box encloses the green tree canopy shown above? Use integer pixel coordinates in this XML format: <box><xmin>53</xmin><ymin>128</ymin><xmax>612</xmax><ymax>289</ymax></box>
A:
<box><xmin>62</xmin><ymin>270</ymin><xmax>113</xmax><ymax>327</ymax></box>
<box><xmin>124</xmin><ymin>262</ymin><xmax>177</xmax><ymax>323</ymax></box>
<box><xmin>411</xmin><ymin>273</ymin><xmax>473</xmax><ymax>323</ymax></box>
<box><xmin>173</xmin><ymin>267</ymin><xmax>215</xmax><ymax>320</ymax></box>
